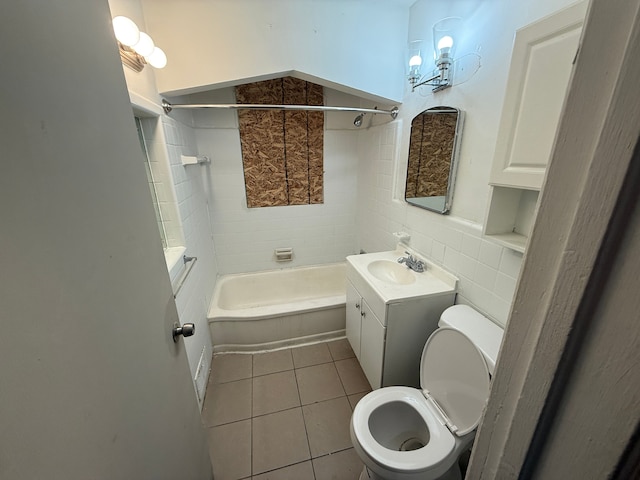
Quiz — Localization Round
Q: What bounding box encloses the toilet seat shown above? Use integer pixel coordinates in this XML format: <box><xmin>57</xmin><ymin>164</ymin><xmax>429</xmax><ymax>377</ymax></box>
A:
<box><xmin>351</xmin><ymin>387</ymin><xmax>456</xmax><ymax>474</ymax></box>
<box><xmin>420</xmin><ymin>327</ymin><xmax>491</xmax><ymax>436</ymax></box>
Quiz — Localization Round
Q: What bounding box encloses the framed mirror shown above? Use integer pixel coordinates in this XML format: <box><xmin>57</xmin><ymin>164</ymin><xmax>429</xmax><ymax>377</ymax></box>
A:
<box><xmin>404</xmin><ymin>106</ymin><xmax>463</xmax><ymax>214</ymax></box>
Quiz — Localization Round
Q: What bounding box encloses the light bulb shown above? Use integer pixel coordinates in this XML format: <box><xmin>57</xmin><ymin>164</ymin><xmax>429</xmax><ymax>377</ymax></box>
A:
<box><xmin>133</xmin><ymin>32</ymin><xmax>155</xmax><ymax>57</ymax></box>
<box><xmin>437</xmin><ymin>35</ymin><xmax>454</xmax><ymax>52</ymax></box>
<box><xmin>112</xmin><ymin>16</ymin><xmax>140</xmax><ymax>47</ymax></box>
<box><xmin>409</xmin><ymin>55</ymin><xmax>423</xmax><ymax>67</ymax></box>
<box><xmin>146</xmin><ymin>47</ymin><xmax>167</xmax><ymax>69</ymax></box>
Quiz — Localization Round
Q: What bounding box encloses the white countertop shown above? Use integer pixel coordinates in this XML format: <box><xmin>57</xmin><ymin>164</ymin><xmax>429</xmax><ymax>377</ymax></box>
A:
<box><xmin>346</xmin><ymin>247</ymin><xmax>458</xmax><ymax>305</ymax></box>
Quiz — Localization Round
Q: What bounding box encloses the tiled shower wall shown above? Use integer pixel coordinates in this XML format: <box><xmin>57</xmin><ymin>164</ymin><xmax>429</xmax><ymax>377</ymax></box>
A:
<box><xmin>159</xmin><ymin>113</ymin><xmax>219</xmax><ymax>407</ymax></box>
<box><xmin>193</xmin><ymin>105</ymin><xmax>360</xmax><ymax>275</ymax></box>
<box><xmin>356</xmin><ymin>122</ymin><xmax>523</xmax><ymax>326</ymax></box>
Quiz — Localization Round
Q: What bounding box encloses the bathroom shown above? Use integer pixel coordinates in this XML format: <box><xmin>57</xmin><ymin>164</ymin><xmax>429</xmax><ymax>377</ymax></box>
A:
<box><xmin>113</xmin><ymin>0</ymin><xmax>541</xmax><ymax>399</ymax></box>
<box><xmin>109</xmin><ymin>0</ymin><xmax>579</xmax><ymax>476</ymax></box>
<box><xmin>2</xmin><ymin>0</ymin><xmax>638</xmax><ymax>479</ymax></box>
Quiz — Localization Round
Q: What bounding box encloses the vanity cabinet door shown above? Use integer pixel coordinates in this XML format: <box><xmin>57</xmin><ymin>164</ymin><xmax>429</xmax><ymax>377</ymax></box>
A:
<box><xmin>345</xmin><ymin>280</ymin><xmax>362</xmax><ymax>360</ymax></box>
<box><xmin>359</xmin><ymin>299</ymin><xmax>385</xmax><ymax>390</ymax></box>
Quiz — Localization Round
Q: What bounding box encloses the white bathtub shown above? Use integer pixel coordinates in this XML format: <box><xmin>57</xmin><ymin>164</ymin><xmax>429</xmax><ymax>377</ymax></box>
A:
<box><xmin>208</xmin><ymin>263</ymin><xmax>346</xmax><ymax>352</ymax></box>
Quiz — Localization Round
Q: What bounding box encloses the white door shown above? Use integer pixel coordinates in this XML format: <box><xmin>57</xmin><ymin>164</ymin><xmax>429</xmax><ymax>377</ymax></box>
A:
<box><xmin>0</xmin><ymin>2</ymin><xmax>211</xmax><ymax>479</ymax></box>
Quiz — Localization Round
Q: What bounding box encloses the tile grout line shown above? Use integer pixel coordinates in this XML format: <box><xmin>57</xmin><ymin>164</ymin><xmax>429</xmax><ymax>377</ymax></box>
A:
<box><xmin>251</xmin><ymin>459</ymin><xmax>311</xmax><ymax>479</ymax></box>
<box><xmin>314</xmin><ymin>445</ymin><xmax>356</xmax><ymax>460</ymax></box>
<box><xmin>333</xmin><ymin>359</ymin><xmax>351</xmax><ymax>399</ymax></box>
<box><xmin>294</xmin><ymin>353</ymin><xmax>318</xmax><ymax>480</ymax></box>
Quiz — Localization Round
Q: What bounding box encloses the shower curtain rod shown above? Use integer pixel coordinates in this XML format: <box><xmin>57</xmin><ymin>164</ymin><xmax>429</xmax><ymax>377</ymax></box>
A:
<box><xmin>161</xmin><ymin>99</ymin><xmax>399</xmax><ymax>119</ymax></box>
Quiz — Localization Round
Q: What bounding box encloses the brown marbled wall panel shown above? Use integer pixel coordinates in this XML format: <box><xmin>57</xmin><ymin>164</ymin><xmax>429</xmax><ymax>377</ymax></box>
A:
<box><xmin>283</xmin><ymin>77</ymin><xmax>310</xmax><ymax>205</ymax></box>
<box><xmin>237</xmin><ymin>79</ymin><xmax>287</xmax><ymax>207</ymax></box>
<box><xmin>307</xmin><ymin>83</ymin><xmax>324</xmax><ymax>204</ymax></box>
<box><xmin>236</xmin><ymin>77</ymin><xmax>324</xmax><ymax>207</ymax></box>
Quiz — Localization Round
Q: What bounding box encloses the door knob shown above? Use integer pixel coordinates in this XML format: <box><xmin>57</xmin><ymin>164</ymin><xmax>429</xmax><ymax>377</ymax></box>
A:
<box><xmin>172</xmin><ymin>322</ymin><xmax>195</xmax><ymax>343</ymax></box>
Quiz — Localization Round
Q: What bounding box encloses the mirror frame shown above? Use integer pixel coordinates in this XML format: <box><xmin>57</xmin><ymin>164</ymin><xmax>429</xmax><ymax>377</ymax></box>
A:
<box><xmin>404</xmin><ymin>106</ymin><xmax>464</xmax><ymax>214</ymax></box>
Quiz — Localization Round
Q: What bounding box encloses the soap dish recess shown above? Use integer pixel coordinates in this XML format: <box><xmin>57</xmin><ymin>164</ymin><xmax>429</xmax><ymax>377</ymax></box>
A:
<box><xmin>275</xmin><ymin>247</ymin><xmax>293</xmax><ymax>262</ymax></box>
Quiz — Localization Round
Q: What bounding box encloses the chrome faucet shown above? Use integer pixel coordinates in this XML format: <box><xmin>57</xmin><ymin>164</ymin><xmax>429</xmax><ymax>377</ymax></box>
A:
<box><xmin>397</xmin><ymin>251</ymin><xmax>425</xmax><ymax>273</ymax></box>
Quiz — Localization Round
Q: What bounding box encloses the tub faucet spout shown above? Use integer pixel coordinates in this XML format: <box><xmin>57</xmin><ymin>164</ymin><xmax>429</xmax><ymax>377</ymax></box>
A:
<box><xmin>397</xmin><ymin>251</ymin><xmax>425</xmax><ymax>273</ymax></box>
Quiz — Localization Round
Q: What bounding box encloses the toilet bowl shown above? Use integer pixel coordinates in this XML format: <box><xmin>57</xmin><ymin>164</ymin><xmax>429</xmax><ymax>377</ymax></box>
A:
<box><xmin>350</xmin><ymin>305</ymin><xmax>503</xmax><ymax>480</ymax></box>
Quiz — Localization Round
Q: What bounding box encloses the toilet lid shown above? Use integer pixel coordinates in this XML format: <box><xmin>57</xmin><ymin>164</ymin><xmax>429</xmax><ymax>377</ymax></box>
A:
<box><xmin>420</xmin><ymin>327</ymin><xmax>490</xmax><ymax>436</ymax></box>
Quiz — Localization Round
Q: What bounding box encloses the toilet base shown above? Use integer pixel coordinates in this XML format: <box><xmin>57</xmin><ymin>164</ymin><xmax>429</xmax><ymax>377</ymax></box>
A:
<box><xmin>358</xmin><ymin>466</ymin><xmax>379</xmax><ymax>480</ymax></box>
<box><xmin>358</xmin><ymin>463</ymin><xmax>462</xmax><ymax>480</ymax></box>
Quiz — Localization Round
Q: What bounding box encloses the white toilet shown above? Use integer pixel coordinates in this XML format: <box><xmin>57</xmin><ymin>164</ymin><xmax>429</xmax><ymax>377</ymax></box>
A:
<box><xmin>350</xmin><ymin>305</ymin><xmax>503</xmax><ymax>480</ymax></box>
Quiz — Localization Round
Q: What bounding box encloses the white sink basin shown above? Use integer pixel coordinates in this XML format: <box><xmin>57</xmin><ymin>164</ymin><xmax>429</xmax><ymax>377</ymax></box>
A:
<box><xmin>367</xmin><ymin>260</ymin><xmax>416</xmax><ymax>285</ymax></box>
<box><xmin>346</xmin><ymin>248</ymin><xmax>458</xmax><ymax>304</ymax></box>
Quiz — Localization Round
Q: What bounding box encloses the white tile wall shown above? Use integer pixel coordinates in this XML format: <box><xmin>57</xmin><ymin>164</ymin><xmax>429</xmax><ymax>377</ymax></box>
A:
<box><xmin>194</xmin><ymin>114</ymin><xmax>360</xmax><ymax>275</ymax></box>
<box><xmin>461</xmin><ymin>234</ymin><xmax>482</xmax><ymax>259</ymax></box>
<box><xmin>478</xmin><ymin>240</ymin><xmax>503</xmax><ymax>270</ymax></box>
<box><xmin>158</xmin><ymin>114</ymin><xmax>218</xmax><ymax>409</ymax></box>
<box><xmin>356</xmin><ymin>122</ymin><xmax>523</xmax><ymax>327</ymax></box>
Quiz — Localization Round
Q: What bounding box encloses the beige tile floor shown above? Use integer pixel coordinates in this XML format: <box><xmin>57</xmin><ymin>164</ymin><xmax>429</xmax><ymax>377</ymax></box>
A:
<box><xmin>202</xmin><ymin>338</ymin><xmax>372</xmax><ymax>480</ymax></box>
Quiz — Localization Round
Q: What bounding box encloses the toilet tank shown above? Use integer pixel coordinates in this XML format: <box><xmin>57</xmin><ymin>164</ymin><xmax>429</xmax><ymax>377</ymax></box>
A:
<box><xmin>438</xmin><ymin>305</ymin><xmax>504</xmax><ymax>374</ymax></box>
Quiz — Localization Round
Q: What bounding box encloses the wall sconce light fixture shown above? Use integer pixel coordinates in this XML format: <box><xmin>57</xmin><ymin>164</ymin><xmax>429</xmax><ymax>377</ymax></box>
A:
<box><xmin>112</xmin><ymin>16</ymin><xmax>167</xmax><ymax>72</ymax></box>
<box><xmin>407</xmin><ymin>17</ymin><xmax>462</xmax><ymax>92</ymax></box>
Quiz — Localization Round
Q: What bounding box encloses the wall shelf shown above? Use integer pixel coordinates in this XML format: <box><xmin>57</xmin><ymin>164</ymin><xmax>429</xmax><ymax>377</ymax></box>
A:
<box><xmin>484</xmin><ymin>232</ymin><xmax>527</xmax><ymax>254</ymax></box>
<box><xmin>483</xmin><ymin>185</ymin><xmax>539</xmax><ymax>253</ymax></box>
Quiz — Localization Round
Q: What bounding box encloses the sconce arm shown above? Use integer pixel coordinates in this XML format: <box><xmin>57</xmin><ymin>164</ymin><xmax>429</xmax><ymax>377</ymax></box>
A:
<box><xmin>411</xmin><ymin>73</ymin><xmax>443</xmax><ymax>91</ymax></box>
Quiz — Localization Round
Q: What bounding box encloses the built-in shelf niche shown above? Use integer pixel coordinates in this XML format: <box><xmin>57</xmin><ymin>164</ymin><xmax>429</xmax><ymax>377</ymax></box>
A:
<box><xmin>484</xmin><ymin>186</ymin><xmax>539</xmax><ymax>253</ymax></box>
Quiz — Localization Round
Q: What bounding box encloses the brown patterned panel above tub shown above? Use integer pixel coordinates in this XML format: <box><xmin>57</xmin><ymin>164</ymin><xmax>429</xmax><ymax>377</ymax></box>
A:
<box><xmin>236</xmin><ymin>77</ymin><xmax>324</xmax><ymax>207</ymax></box>
<box><xmin>283</xmin><ymin>77</ymin><xmax>310</xmax><ymax>205</ymax></box>
<box><xmin>307</xmin><ymin>82</ymin><xmax>324</xmax><ymax>204</ymax></box>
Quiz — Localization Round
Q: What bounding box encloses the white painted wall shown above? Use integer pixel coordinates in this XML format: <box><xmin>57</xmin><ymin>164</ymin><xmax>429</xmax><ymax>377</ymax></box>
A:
<box><xmin>140</xmin><ymin>0</ymin><xmax>410</xmax><ymax>102</ymax></box>
<box><xmin>191</xmin><ymin>88</ymin><xmax>360</xmax><ymax>274</ymax></box>
<box><xmin>109</xmin><ymin>0</ymin><xmax>219</xmax><ymax>409</ymax></box>
<box><xmin>355</xmin><ymin>0</ymin><xmax>582</xmax><ymax>326</ymax></box>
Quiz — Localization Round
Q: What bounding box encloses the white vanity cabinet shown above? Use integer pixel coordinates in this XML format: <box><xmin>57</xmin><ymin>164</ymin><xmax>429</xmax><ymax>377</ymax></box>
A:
<box><xmin>345</xmin><ymin>250</ymin><xmax>457</xmax><ymax>389</ymax></box>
